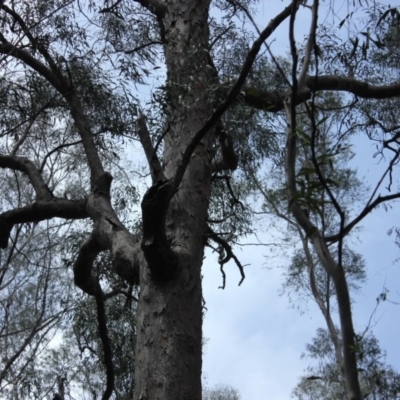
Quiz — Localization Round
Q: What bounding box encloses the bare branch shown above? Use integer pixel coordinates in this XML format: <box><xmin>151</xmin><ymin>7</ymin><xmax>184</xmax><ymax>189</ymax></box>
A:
<box><xmin>0</xmin><ymin>41</ymin><xmax>65</xmax><ymax>92</ymax></box>
<box><xmin>125</xmin><ymin>41</ymin><xmax>163</xmax><ymax>54</ymax></box>
<box><xmin>1</xmin><ymin>3</ymin><xmax>78</xmax><ymax>88</ymax></box>
<box><xmin>39</xmin><ymin>139</ymin><xmax>83</xmax><ymax>173</ymax></box>
<box><xmin>94</xmin><ymin>282</ymin><xmax>114</xmax><ymax>400</ymax></box>
<box><xmin>137</xmin><ymin>113</ymin><xmax>165</xmax><ymax>183</ymax></box>
<box><xmin>240</xmin><ymin>85</ymin><xmax>310</xmax><ymax>112</ymax></box>
<box><xmin>74</xmin><ymin>174</ymin><xmax>140</xmax><ymax>286</ymax></box>
<box><xmin>206</xmin><ymin>225</ymin><xmax>245</xmax><ymax>288</ymax></box>
<box><xmin>231</xmin><ymin>75</ymin><xmax>400</xmax><ymax>112</ymax></box>
<box><xmin>298</xmin><ymin>226</ymin><xmax>344</xmax><ymax>369</ymax></box>
<box><xmin>298</xmin><ymin>0</ymin><xmax>318</xmax><ymax>86</ymax></box>
<box><xmin>73</xmin><ymin>237</ymin><xmax>116</xmax><ymax>399</ymax></box>
<box><xmin>73</xmin><ymin>234</ymin><xmax>104</xmax><ymax>296</ymax></box>
<box><xmin>325</xmin><ymin>192</ymin><xmax>400</xmax><ymax>243</ymax></box>
<box><xmin>0</xmin><ymin>40</ymin><xmax>106</xmax><ymax>185</ymax></box>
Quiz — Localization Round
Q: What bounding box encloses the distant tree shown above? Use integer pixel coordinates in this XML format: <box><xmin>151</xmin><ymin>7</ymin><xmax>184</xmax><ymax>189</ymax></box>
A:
<box><xmin>203</xmin><ymin>384</ymin><xmax>241</xmax><ymax>400</ymax></box>
<box><xmin>249</xmin><ymin>4</ymin><xmax>400</xmax><ymax>399</ymax></box>
<box><xmin>292</xmin><ymin>329</ymin><xmax>400</xmax><ymax>400</ymax></box>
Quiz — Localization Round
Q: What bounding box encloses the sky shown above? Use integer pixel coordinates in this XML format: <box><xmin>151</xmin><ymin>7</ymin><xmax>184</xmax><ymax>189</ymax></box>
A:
<box><xmin>201</xmin><ymin>1</ymin><xmax>400</xmax><ymax>399</ymax></box>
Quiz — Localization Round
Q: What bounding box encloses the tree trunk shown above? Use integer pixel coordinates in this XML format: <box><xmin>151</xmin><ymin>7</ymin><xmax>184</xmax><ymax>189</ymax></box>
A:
<box><xmin>332</xmin><ymin>267</ymin><xmax>362</xmax><ymax>400</ymax></box>
<box><xmin>133</xmin><ymin>1</ymin><xmax>213</xmax><ymax>399</ymax></box>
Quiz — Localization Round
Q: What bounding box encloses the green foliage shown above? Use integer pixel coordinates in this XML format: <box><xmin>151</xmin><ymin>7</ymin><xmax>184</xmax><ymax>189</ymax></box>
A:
<box><xmin>293</xmin><ymin>329</ymin><xmax>400</xmax><ymax>400</ymax></box>
<box><xmin>203</xmin><ymin>383</ymin><xmax>242</xmax><ymax>400</ymax></box>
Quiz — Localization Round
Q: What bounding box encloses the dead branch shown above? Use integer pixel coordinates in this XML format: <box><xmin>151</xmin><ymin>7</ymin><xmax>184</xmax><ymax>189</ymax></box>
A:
<box><xmin>206</xmin><ymin>225</ymin><xmax>245</xmax><ymax>288</ymax></box>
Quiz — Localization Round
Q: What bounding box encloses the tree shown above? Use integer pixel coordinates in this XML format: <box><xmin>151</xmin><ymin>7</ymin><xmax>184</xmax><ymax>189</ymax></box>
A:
<box><xmin>249</xmin><ymin>4</ymin><xmax>400</xmax><ymax>400</ymax></box>
<box><xmin>292</xmin><ymin>329</ymin><xmax>400</xmax><ymax>399</ymax></box>
<box><xmin>203</xmin><ymin>384</ymin><xmax>241</xmax><ymax>400</ymax></box>
<box><xmin>1</xmin><ymin>1</ymin><xmax>400</xmax><ymax>399</ymax></box>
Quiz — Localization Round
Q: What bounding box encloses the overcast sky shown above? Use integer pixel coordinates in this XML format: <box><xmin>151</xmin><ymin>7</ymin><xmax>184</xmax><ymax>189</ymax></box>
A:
<box><xmin>201</xmin><ymin>1</ymin><xmax>400</xmax><ymax>399</ymax></box>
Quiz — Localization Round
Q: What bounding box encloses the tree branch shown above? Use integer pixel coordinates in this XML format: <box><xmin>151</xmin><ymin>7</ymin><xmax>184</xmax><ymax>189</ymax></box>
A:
<box><xmin>125</xmin><ymin>41</ymin><xmax>163</xmax><ymax>54</ymax></box>
<box><xmin>137</xmin><ymin>113</ymin><xmax>165</xmax><ymax>183</ymax></box>
<box><xmin>132</xmin><ymin>0</ymin><xmax>167</xmax><ymax>17</ymax></box>
<box><xmin>94</xmin><ymin>282</ymin><xmax>114</xmax><ymax>400</ymax></box>
<box><xmin>298</xmin><ymin>0</ymin><xmax>318</xmax><ymax>87</ymax></box>
<box><xmin>0</xmin><ymin>155</ymin><xmax>53</xmax><ymax>200</ymax></box>
<box><xmin>0</xmin><ymin>39</ymin><xmax>106</xmax><ymax>186</ymax></box>
<box><xmin>206</xmin><ymin>225</ymin><xmax>245</xmax><ymax>288</ymax></box>
<box><xmin>305</xmin><ymin>75</ymin><xmax>400</xmax><ymax>99</ymax></box>
<box><xmin>171</xmin><ymin>2</ymin><xmax>295</xmax><ymax>194</ymax></box>
<box><xmin>1</xmin><ymin>4</ymin><xmax>57</xmax><ymax>71</ymax></box>
<box><xmin>0</xmin><ymin>41</ymin><xmax>64</xmax><ymax>92</ymax></box>
<box><xmin>231</xmin><ymin>75</ymin><xmax>400</xmax><ymax>112</ymax></box>
<box><xmin>0</xmin><ymin>198</ymin><xmax>88</xmax><ymax>248</ymax></box>
<box><xmin>73</xmin><ymin>234</ymin><xmax>103</xmax><ymax>296</ymax></box>
<box><xmin>325</xmin><ymin>192</ymin><xmax>400</xmax><ymax>243</ymax></box>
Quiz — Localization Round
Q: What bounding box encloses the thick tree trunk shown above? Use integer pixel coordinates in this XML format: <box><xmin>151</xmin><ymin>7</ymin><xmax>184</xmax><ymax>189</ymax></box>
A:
<box><xmin>134</xmin><ymin>255</ymin><xmax>204</xmax><ymax>400</ymax></box>
<box><xmin>133</xmin><ymin>1</ymin><xmax>213</xmax><ymax>399</ymax></box>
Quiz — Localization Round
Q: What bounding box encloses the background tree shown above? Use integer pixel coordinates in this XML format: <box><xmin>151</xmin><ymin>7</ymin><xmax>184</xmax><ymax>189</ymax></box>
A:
<box><xmin>293</xmin><ymin>329</ymin><xmax>400</xmax><ymax>399</ymax></box>
<box><xmin>203</xmin><ymin>384</ymin><xmax>241</xmax><ymax>400</ymax></box>
<box><xmin>249</xmin><ymin>3</ymin><xmax>400</xmax><ymax>399</ymax></box>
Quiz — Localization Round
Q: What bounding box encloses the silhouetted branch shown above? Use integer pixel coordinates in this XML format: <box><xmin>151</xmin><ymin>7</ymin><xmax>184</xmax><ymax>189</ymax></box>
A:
<box><xmin>94</xmin><ymin>282</ymin><xmax>115</xmax><ymax>400</ymax></box>
<box><xmin>239</xmin><ymin>76</ymin><xmax>400</xmax><ymax>112</ymax></box>
<box><xmin>0</xmin><ymin>198</ymin><xmax>88</xmax><ymax>248</ymax></box>
<box><xmin>206</xmin><ymin>225</ymin><xmax>245</xmax><ymax>288</ymax></box>
<box><xmin>0</xmin><ymin>155</ymin><xmax>53</xmax><ymax>200</ymax></box>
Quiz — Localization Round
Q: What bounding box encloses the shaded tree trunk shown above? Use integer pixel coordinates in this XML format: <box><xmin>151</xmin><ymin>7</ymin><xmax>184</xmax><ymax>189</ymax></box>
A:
<box><xmin>133</xmin><ymin>1</ymin><xmax>214</xmax><ymax>398</ymax></box>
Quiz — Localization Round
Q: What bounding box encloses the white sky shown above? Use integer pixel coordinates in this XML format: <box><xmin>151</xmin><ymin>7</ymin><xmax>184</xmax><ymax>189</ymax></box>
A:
<box><xmin>202</xmin><ymin>1</ymin><xmax>400</xmax><ymax>399</ymax></box>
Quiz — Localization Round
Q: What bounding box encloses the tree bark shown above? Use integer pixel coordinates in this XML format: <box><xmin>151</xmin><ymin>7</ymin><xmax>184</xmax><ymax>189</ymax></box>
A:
<box><xmin>133</xmin><ymin>1</ymin><xmax>213</xmax><ymax>398</ymax></box>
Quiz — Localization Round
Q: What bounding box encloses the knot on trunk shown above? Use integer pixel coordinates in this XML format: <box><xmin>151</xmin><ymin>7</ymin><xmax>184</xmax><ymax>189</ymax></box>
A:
<box><xmin>141</xmin><ymin>179</ymin><xmax>177</xmax><ymax>282</ymax></box>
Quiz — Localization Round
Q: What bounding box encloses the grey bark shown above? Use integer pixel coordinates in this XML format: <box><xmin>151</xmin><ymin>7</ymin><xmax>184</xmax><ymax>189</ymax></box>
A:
<box><xmin>133</xmin><ymin>0</ymin><xmax>213</xmax><ymax>398</ymax></box>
